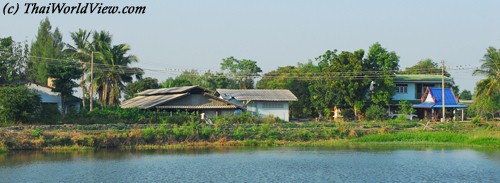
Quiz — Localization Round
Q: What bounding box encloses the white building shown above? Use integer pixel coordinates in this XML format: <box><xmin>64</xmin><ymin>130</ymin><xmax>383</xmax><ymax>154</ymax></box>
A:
<box><xmin>215</xmin><ymin>89</ymin><xmax>297</xmax><ymax>121</ymax></box>
<box><xmin>26</xmin><ymin>83</ymin><xmax>81</xmax><ymax>113</ymax></box>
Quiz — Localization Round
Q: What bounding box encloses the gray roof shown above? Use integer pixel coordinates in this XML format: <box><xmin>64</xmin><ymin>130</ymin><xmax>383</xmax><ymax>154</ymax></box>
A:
<box><xmin>121</xmin><ymin>86</ymin><xmax>244</xmax><ymax>110</ymax></box>
<box><xmin>216</xmin><ymin>89</ymin><xmax>298</xmax><ymax>101</ymax></box>
<box><xmin>137</xmin><ymin>86</ymin><xmax>208</xmax><ymax>96</ymax></box>
<box><xmin>121</xmin><ymin>93</ymin><xmax>188</xmax><ymax>109</ymax></box>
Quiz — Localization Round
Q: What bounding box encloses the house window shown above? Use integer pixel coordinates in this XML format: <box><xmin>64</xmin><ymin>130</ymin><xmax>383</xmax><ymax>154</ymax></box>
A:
<box><xmin>396</xmin><ymin>84</ymin><xmax>408</xmax><ymax>94</ymax></box>
<box><xmin>263</xmin><ymin>102</ymin><xmax>283</xmax><ymax>108</ymax></box>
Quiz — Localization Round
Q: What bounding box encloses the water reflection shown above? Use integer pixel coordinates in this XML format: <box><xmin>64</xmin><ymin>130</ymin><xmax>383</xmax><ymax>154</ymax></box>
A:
<box><xmin>1</xmin><ymin>146</ymin><xmax>499</xmax><ymax>183</ymax></box>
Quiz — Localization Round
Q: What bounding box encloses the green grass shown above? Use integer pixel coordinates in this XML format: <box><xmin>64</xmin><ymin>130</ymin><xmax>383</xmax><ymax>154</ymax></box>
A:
<box><xmin>353</xmin><ymin>130</ymin><xmax>500</xmax><ymax>147</ymax></box>
<box><xmin>0</xmin><ymin>146</ymin><xmax>6</xmax><ymax>153</ymax></box>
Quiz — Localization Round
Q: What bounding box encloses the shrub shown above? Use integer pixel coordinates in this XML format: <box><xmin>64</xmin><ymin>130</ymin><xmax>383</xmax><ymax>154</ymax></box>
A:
<box><xmin>365</xmin><ymin>105</ymin><xmax>387</xmax><ymax>121</ymax></box>
<box><xmin>0</xmin><ymin>86</ymin><xmax>42</xmax><ymax>125</ymax></box>
<box><xmin>32</xmin><ymin>128</ymin><xmax>43</xmax><ymax>137</ymax></box>
<box><xmin>142</xmin><ymin>127</ymin><xmax>155</xmax><ymax>143</ymax></box>
<box><xmin>471</xmin><ymin>116</ymin><xmax>481</xmax><ymax>127</ymax></box>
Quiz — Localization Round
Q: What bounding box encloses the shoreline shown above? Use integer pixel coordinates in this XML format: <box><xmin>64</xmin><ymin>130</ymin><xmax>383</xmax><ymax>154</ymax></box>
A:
<box><xmin>1</xmin><ymin>122</ymin><xmax>499</xmax><ymax>153</ymax></box>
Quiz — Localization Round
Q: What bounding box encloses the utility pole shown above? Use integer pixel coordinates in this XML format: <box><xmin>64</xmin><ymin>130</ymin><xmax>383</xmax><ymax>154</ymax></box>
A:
<box><xmin>90</xmin><ymin>51</ymin><xmax>94</xmax><ymax>111</ymax></box>
<box><xmin>441</xmin><ymin>60</ymin><xmax>445</xmax><ymax>122</ymax></box>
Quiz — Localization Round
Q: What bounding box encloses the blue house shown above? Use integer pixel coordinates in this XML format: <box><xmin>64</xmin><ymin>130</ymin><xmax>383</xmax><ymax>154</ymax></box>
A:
<box><xmin>392</xmin><ymin>74</ymin><xmax>451</xmax><ymax>103</ymax></box>
<box><xmin>413</xmin><ymin>87</ymin><xmax>467</xmax><ymax>121</ymax></box>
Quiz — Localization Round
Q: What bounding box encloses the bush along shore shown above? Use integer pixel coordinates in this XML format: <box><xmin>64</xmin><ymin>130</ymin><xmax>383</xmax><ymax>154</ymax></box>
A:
<box><xmin>1</xmin><ymin>116</ymin><xmax>499</xmax><ymax>152</ymax></box>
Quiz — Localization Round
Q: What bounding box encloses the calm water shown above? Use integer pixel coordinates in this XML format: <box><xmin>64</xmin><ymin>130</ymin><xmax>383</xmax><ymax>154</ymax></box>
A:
<box><xmin>0</xmin><ymin>147</ymin><xmax>499</xmax><ymax>183</ymax></box>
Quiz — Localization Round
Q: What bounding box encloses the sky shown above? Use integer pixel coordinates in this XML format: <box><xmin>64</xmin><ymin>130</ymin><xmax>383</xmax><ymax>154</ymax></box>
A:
<box><xmin>2</xmin><ymin>0</ymin><xmax>500</xmax><ymax>92</ymax></box>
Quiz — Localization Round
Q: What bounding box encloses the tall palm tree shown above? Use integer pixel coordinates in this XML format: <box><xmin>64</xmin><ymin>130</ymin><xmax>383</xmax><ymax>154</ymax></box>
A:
<box><xmin>107</xmin><ymin>44</ymin><xmax>143</xmax><ymax>105</ymax></box>
<box><xmin>88</xmin><ymin>31</ymin><xmax>143</xmax><ymax>106</ymax></box>
<box><xmin>473</xmin><ymin>47</ymin><xmax>500</xmax><ymax>96</ymax></box>
<box><xmin>65</xmin><ymin>29</ymin><xmax>91</xmax><ymax>109</ymax></box>
<box><xmin>88</xmin><ymin>30</ymin><xmax>112</xmax><ymax>107</ymax></box>
<box><xmin>473</xmin><ymin>47</ymin><xmax>500</xmax><ymax>118</ymax></box>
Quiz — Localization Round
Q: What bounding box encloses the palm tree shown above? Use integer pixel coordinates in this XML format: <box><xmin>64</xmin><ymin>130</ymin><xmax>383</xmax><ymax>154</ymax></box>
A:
<box><xmin>473</xmin><ymin>47</ymin><xmax>500</xmax><ymax>118</ymax></box>
<box><xmin>65</xmin><ymin>29</ymin><xmax>91</xmax><ymax>109</ymax></box>
<box><xmin>473</xmin><ymin>47</ymin><xmax>500</xmax><ymax>96</ymax></box>
<box><xmin>88</xmin><ymin>31</ymin><xmax>143</xmax><ymax>106</ymax></box>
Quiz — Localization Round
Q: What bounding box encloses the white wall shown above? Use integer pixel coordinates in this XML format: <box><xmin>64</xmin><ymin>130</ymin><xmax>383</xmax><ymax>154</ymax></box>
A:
<box><xmin>246</xmin><ymin>101</ymin><xmax>290</xmax><ymax>121</ymax></box>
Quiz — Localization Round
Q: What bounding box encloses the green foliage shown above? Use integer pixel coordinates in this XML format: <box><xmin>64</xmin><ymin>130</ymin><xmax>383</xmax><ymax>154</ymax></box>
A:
<box><xmin>124</xmin><ymin>77</ymin><xmax>160</xmax><ymax>99</ymax></box>
<box><xmin>364</xmin><ymin>42</ymin><xmax>400</xmax><ymax>107</ymax></box>
<box><xmin>399</xmin><ymin>100</ymin><xmax>415</xmax><ymax>115</ymax></box>
<box><xmin>365</xmin><ymin>105</ymin><xmax>387</xmax><ymax>121</ymax></box>
<box><xmin>459</xmin><ymin>90</ymin><xmax>472</xmax><ymax>100</ymax></box>
<box><xmin>471</xmin><ymin>116</ymin><xmax>481</xmax><ymax>127</ymax></box>
<box><xmin>221</xmin><ymin>56</ymin><xmax>262</xmax><ymax>89</ymax></box>
<box><xmin>400</xmin><ymin>58</ymin><xmax>449</xmax><ymax>76</ymax></box>
<box><xmin>0</xmin><ymin>37</ymin><xmax>28</xmax><ymax>84</ymax></box>
<box><xmin>32</xmin><ymin>128</ymin><xmax>43</xmax><ymax>137</ymax></box>
<box><xmin>142</xmin><ymin>127</ymin><xmax>155</xmax><ymax>143</ymax></box>
<box><xmin>27</xmin><ymin>18</ymin><xmax>65</xmax><ymax>85</ymax></box>
<box><xmin>0</xmin><ymin>86</ymin><xmax>41</xmax><ymax>125</ymax></box>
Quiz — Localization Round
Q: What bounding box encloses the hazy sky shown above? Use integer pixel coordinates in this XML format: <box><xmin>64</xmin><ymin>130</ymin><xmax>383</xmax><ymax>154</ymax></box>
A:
<box><xmin>2</xmin><ymin>0</ymin><xmax>499</xmax><ymax>91</ymax></box>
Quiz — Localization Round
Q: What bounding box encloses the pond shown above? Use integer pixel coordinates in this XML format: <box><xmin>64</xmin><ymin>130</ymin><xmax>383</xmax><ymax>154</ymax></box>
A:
<box><xmin>1</xmin><ymin>147</ymin><xmax>499</xmax><ymax>182</ymax></box>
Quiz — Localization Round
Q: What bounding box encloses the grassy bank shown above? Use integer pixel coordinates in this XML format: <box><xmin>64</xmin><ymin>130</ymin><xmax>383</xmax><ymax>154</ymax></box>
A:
<box><xmin>0</xmin><ymin>121</ymin><xmax>498</xmax><ymax>153</ymax></box>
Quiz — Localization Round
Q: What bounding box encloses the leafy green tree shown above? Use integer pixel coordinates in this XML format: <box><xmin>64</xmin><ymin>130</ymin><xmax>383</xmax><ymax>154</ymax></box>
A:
<box><xmin>198</xmin><ymin>71</ymin><xmax>237</xmax><ymax>90</ymax></box>
<box><xmin>399</xmin><ymin>100</ymin><xmax>415</xmax><ymax>115</ymax></box>
<box><xmin>124</xmin><ymin>77</ymin><xmax>160</xmax><ymax>99</ymax></box>
<box><xmin>28</xmin><ymin>18</ymin><xmax>65</xmax><ymax>85</ymax></box>
<box><xmin>472</xmin><ymin>47</ymin><xmax>500</xmax><ymax>119</ymax></box>
<box><xmin>221</xmin><ymin>56</ymin><xmax>262</xmax><ymax>89</ymax></box>
<box><xmin>0</xmin><ymin>37</ymin><xmax>29</xmax><ymax>85</ymax></box>
<box><xmin>0</xmin><ymin>86</ymin><xmax>41</xmax><ymax>124</ymax></box>
<box><xmin>458</xmin><ymin>90</ymin><xmax>472</xmax><ymax>100</ymax></box>
<box><xmin>364</xmin><ymin>42</ymin><xmax>400</xmax><ymax>106</ymax></box>
<box><xmin>400</xmin><ymin>58</ymin><xmax>450</xmax><ymax>76</ymax></box>
<box><xmin>48</xmin><ymin>59</ymin><xmax>82</xmax><ymax>116</ymax></box>
<box><xmin>311</xmin><ymin>49</ymin><xmax>367</xmax><ymax>118</ymax></box>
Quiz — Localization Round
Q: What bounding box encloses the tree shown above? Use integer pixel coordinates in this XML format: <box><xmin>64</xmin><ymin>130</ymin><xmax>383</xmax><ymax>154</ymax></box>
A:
<box><xmin>363</xmin><ymin>42</ymin><xmax>400</xmax><ymax>107</ymax></box>
<box><xmin>311</xmin><ymin>49</ymin><xmax>367</xmax><ymax>118</ymax></box>
<box><xmin>88</xmin><ymin>31</ymin><xmax>143</xmax><ymax>106</ymax></box>
<box><xmin>65</xmin><ymin>29</ymin><xmax>92</xmax><ymax>109</ymax></box>
<box><xmin>48</xmin><ymin>59</ymin><xmax>82</xmax><ymax>116</ymax></box>
<box><xmin>221</xmin><ymin>56</ymin><xmax>262</xmax><ymax>89</ymax></box>
<box><xmin>400</xmin><ymin>58</ymin><xmax>449</xmax><ymax>76</ymax></box>
<box><xmin>28</xmin><ymin>18</ymin><xmax>65</xmax><ymax>85</ymax></box>
<box><xmin>472</xmin><ymin>47</ymin><xmax>500</xmax><ymax>119</ymax></box>
<box><xmin>0</xmin><ymin>37</ymin><xmax>29</xmax><ymax>85</ymax></box>
<box><xmin>0</xmin><ymin>86</ymin><xmax>41</xmax><ymax>124</ymax></box>
<box><xmin>124</xmin><ymin>77</ymin><xmax>160</xmax><ymax>99</ymax></box>
<box><xmin>458</xmin><ymin>90</ymin><xmax>472</xmax><ymax>100</ymax></box>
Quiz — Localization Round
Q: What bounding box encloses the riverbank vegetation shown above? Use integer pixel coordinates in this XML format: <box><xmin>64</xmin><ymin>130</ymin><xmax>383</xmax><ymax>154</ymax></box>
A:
<box><xmin>1</xmin><ymin>114</ymin><xmax>498</xmax><ymax>153</ymax></box>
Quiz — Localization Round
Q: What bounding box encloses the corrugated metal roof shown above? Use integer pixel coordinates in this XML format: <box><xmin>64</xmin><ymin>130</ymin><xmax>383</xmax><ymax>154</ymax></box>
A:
<box><xmin>413</xmin><ymin>87</ymin><xmax>467</xmax><ymax>109</ymax></box>
<box><xmin>121</xmin><ymin>93</ymin><xmax>187</xmax><ymax>109</ymax></box>
<box><xmin>121</xmin><ymin>86</ymin><xmax>244</xmax><ymax>110</ymax></box>
<box><xmin>394</xmin><ymin>74</ymin><xmax>451</xmax><ymax>83</ymax></box>
<box><xmin>429</xmin><ymin>87</ymin><xmax>458</xmax><ymax>105</ymax></box>
<box><xmin>137</xmin><ymin>86</ymin><xmax>207</xmax><ymax>96</ymax></box>
<box><xmin>216</xmin><ymin>89</ymin><xmax>298</xmax><ymax>101</ymax></box>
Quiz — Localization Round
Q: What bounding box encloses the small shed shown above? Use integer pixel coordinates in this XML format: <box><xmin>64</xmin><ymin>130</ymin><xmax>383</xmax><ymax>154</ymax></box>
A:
<box><xmin>121</xmin><ymin>86</ymin><xmax>244</xmax><ymax>117</ymax></box>
<box><xmin>215</xmin><ymin>89</ymin><xmax>298</xmax><ymax>121</ymax></box>
<box><xmin>413</xmin><ymin>87</ymin><xmax>467</xmax><ymax>121</ymax></box>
